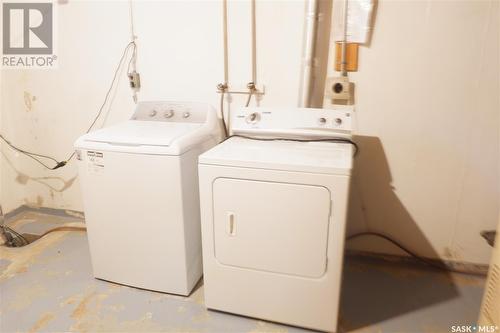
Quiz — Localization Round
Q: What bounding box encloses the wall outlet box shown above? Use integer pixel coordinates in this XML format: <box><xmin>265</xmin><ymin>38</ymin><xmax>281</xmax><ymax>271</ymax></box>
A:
<box><xmin>128</xmin><ymin>72</ymin><xmax>141</xmax><ymax>91</ymax></box>
<box><xmin>325</xmin><ymin>76</ymin><xmax>353</xmax><ymax>102</ymax></box>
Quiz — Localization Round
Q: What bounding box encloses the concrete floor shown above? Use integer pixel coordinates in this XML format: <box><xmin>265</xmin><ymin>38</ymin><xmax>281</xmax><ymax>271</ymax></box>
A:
<box><xmin>0</xmin><ymin>210</ymin><xmax>486</xmax><ymax>333</ymax></box>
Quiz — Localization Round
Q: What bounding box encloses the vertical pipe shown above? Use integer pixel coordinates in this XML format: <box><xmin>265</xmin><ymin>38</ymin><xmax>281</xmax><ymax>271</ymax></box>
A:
<box><xmin>221</xmin><ymin>0</ymin><xmax>230</xmax><ymax>133</ymax></box>
<box><xmin>299</xmin><ymin>0</ymin><xmax>318</xmax><ymax>108</ymax></box>
<box><xmin>222</xmin><ymin>0</ymin><xmax>229</xmax><ymax>85</ymax></box>
<box><xmin>129</xmin><ymin>0</ymin><xmax>137</xmax><ymax>70</ymax></box>
<box><xmin>250</xmin><ymin>0</ymin><xmax>257</xmax><ymax>84</ymax></box>
<box><xmin>128</xmin><ymin>0</ymin><xmax>138</xmax><ymax>103</ymax></box>
<box><xmin>340</xmin><ymin>0</ymin><xmax>348</xmax><ymax>76</ymax></box>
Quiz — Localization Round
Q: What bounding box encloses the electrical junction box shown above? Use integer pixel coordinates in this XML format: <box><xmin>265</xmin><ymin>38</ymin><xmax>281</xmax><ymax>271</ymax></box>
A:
<box><xmin>325</xmin><ymin>76</ymin><xmax>353</xmax><ymax>103</ymax></box>
<box><xmin>128</xmin><ymin>72</ymin><xmax>141</xmax><ymax>91</ymax></box>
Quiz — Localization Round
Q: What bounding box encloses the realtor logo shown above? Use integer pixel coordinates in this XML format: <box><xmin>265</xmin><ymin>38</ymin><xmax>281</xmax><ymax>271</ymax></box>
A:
<box><xmin>2</xmin><ymin>2</ymin><xmax>57</xmax><ymax>68</ymax></box>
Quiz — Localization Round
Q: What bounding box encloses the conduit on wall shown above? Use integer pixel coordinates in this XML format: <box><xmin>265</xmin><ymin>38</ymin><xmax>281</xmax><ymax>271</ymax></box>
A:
<box><xmin>299</xmin><ymin>0</ymin><xmax>319</xmax><ymax>108</ymax></box>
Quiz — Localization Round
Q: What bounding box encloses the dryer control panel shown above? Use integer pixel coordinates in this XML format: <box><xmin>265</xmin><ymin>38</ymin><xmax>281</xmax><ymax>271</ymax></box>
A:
<box><xmin>131</xmin><ymin>101</ymin><xmax>209</xmax><ymax>123</ymax></box>
<box><xmin>230</xmin><ymin>106</ymin><xmax>354</xmax><ymax>138</ymax></box>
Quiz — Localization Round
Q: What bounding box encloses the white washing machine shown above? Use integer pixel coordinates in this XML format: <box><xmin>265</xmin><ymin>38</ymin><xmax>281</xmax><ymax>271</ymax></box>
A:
<box><xmin>198</xmin><ymin>106</ymin><xmax>354</xmax><ymax>332</ymax></box>
<box><xmin>75</xmin><ymin>101</ymin><xmax>221</xmax><ymax>295</ymax></box>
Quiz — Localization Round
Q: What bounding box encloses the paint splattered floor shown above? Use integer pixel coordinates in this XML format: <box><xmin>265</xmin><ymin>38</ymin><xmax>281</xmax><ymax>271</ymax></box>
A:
<box><xmin>0</xmin><ymin>210</ymin><xmax>487</xmax><ymax>333</ymax></box>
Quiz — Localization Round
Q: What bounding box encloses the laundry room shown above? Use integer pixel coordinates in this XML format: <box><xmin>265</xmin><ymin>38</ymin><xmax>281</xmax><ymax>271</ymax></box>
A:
<box><xmin>0</xmin><ymin>0</ymin><xmax>499</xmax><ymax>332</ymax></box>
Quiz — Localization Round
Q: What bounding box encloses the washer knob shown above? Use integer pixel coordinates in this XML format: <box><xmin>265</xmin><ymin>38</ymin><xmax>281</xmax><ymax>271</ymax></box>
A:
<box><xmin>164</xmin><ymin>110</ymin><xmax>174</xmax><ymax>118</ymax></box>
<box><xmin>183</xmin><ymin>112</ymin><xmax>190</xmax><ymax>118</ymax></box>
<box><xmin>334</xmin><ymin>117</ymin><xmax>342</xmax><ymax>125</ymax></box>
<box><xmin>149</xmin><ymin>110</ymin><xmax>157</xmax><ymax>117</ymax></box>
<box><xmin>246</xmin><ymin>112</ymin><xmax>260</xmax><ymax>124</ymax></box>
<box><xmin>318</xmin><ymin>117</ymin><xmax>327</xmax><ymax>125</ymax></box>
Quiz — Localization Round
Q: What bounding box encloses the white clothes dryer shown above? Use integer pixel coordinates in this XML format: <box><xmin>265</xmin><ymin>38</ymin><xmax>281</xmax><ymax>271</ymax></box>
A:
<box><xmin>198</xmin><ymin>106</ymin><xmax>354</xmax><ymax>332</ymax></box>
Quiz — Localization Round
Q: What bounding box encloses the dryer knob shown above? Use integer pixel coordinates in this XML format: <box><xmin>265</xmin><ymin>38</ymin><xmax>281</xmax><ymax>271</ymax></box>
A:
<box><xmin>246</xmin><ymin>112</ymin><xmax>260</xmax><ymax>124</ymax></box>
<box><xmin>149</xmin><ymin>110</ymin><xmax>157</xmax><ymax>117</ymax></box>
<box><xmin>164</xmin><ymin>110</ymin><xmax>174</xmax><ymax>118</ymax></box>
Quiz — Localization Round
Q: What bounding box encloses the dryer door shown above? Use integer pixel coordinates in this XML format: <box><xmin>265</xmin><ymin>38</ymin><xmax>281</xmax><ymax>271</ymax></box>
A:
<box><xmin>212</xmin><ymin>178</ymin><xmax>331</xmax><ymax>278</ymax></box>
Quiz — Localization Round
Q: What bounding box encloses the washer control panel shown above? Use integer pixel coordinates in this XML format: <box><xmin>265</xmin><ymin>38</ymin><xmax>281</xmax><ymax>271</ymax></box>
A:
<box><xmin>232</xmin><ymin>106</ymin><xmax>354</xmax><ymax>135</ymax></box>
<box><xmin>131</xmin><ymin>101</ymin><xmax>207</xmax><ymax>123</ymax></box>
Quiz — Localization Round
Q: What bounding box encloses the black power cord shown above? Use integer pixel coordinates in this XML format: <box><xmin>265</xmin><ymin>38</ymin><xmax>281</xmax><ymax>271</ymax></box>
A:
<box><xmin>347</xmin><ymin>231</ymin><xmax>486</xmax><ymax>276</ymax></box>
<box><xmin>226</xmin><ymin>134</ymin><xmax>359</xmax><ymax>156</ymax></box>
<box><xmin>0</xmin><ymin>134</ymin><xmax>66</xmax><ymax>170</ymax></box>
<box><xmin>0</xmin><ymin>41</ymin><xmax>137</xmax><ymax>171</ymax></box>
<box><xmin>0</xmin><ymin>205</ymin><xmax>29</xmax><ymax>247</ymax></box>
<box><xmin>1</xmin><ymin>224</ymin><xmax>29</xmax><ymax>247</ymax></box>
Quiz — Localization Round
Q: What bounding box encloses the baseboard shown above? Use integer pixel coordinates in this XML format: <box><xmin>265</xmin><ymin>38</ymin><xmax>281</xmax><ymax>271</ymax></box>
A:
<box><xmin>3</xmin><ymin>205</ymin><xmax>26</xmax><ymax>221</ymax></box>
<box><xmin>4</xmin><ymin>205</ymin><xmax>85</xmax><ymax>222</ymax></box>
<box><xmin>345</xmin><ymin>249</ymin><xmax>489</xmax><ymax>275</ymax></box>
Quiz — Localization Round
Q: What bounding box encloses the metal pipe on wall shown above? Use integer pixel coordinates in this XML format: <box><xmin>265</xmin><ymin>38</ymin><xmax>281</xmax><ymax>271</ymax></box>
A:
<box><xmin>250</xmin><ymin>0</ymin><xmax>257</xmax><ymax>85</ymax></box>
<box><xmin>299</xmin><ymin>0</ymin><xmax>319</xmax><ymax>108</ymax></box>
<box><xmin>222</xmin><ymin>0</ymin><xmax>229</xmax><ymax>85</ymax></box>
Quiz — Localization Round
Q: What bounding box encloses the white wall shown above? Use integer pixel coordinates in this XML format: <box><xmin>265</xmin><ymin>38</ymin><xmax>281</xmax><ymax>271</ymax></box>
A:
<box><xmin>0</xmin><ymin>0</ymin><xmax>313</xmax><ymax>212</ymax></box>
<box><xmin>326</xmin><ymin>0</ymin><xmax>500</xmax><ymax>265</ymax></box>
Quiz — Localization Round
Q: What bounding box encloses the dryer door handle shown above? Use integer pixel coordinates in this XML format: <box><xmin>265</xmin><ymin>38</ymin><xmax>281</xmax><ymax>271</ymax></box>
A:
<box><xmin>227</xmin><ymin>212</ymin><xmax>236</xmax><ymax>236</ymax></box>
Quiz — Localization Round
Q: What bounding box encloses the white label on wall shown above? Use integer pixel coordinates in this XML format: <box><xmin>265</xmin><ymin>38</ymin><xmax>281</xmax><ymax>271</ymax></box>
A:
<box><xmin>333</xmin><ymin>0</ymin><xmax>375</xmax><ymax>44</ymax></box>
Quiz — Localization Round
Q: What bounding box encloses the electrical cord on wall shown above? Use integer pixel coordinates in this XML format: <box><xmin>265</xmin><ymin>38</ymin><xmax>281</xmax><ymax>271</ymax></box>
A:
<box><xmin>127</xmin><ymin>0</ymin><xmax>140</xmax><ymax>103</ymax></box>
<box><xmin>0</xmin><ymin>41</ymin><xmax>137</xmax><ymax>170</ymax></box>
<box><xmin>0</xmin><ymin>134</ymin><xmax>66</xmax><ymax>170</ymax></box>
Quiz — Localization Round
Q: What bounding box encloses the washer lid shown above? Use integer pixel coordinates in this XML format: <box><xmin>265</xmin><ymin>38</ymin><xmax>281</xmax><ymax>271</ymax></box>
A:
<box><xmin>199</xmin><ymin>137</ymin><xmax>353</xmax><ymax>175</ymax></box>
<box><xmin>80</xmin><ymin>121</ymin><xmax>202</xmax><ymax>147</ymax></box>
